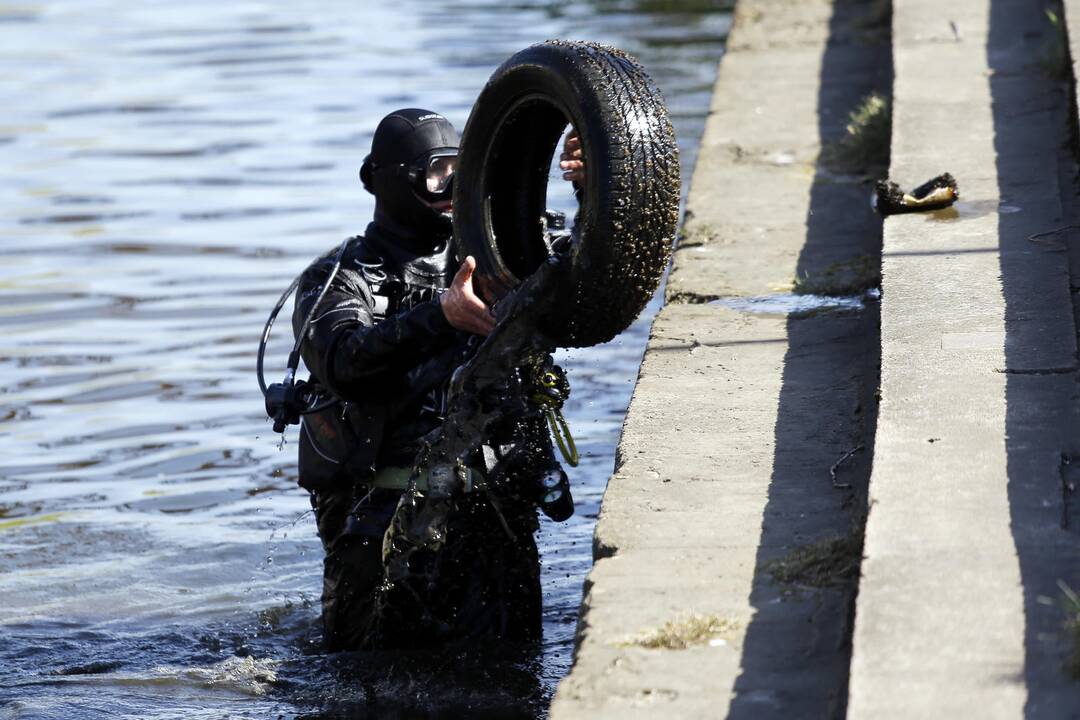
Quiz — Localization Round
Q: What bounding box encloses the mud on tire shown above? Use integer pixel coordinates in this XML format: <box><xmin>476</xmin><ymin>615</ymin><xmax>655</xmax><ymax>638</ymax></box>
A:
<box><xmin>452</xmin><ymin>40</ymin><xmax>681</xmax><ymax>348</ymax></box>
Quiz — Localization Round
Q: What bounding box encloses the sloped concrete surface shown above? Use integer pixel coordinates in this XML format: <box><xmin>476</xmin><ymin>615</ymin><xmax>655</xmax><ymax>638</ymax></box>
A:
<box><xmin>550</xmin><ymin>0</ymin><xmax>887</xmax><ymax>716</ymax></box>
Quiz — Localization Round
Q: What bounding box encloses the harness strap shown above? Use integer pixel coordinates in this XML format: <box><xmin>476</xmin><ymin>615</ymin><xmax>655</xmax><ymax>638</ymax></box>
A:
<box><xmin>369</xmin><ymin>465</ymin><xmax>480</xmax><ymax>493</ymax></box>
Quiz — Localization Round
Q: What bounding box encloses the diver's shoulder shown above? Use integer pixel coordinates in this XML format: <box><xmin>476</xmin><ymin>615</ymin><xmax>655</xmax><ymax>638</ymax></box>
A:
<box><xmin>303</xmin><ymin>235</ymin><xmax>366</xmax><ymax>266</ymax></box>
<box><xmin>295</xmin><ymin>235</ymin><xmax>365</xmax><ymax>290</ymax></box>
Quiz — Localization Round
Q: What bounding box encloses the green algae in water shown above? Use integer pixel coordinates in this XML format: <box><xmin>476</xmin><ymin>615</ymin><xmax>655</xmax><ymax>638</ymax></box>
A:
<box><xmin>0</xmin><ymin>512</ymin><xmax>63</xmax><ymax>532</ymax></box>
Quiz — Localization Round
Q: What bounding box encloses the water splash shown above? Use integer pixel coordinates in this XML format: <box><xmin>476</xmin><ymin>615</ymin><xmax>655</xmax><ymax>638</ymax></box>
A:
<box><xmin>711</xmin><ymin>291</ymin><xmax>874</xmax><ymax>315</ymax></box>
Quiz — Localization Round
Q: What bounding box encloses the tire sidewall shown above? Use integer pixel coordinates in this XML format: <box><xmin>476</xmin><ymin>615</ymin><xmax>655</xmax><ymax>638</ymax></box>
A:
<box><xmin>454</xmin><ymin>42</ymin><xmax>679</xmax><ymax>347</ymax></box>
<box><xmin>454</xmin><ymin>45</ymin><xmax>609</xmax><ymax>299</ymax></box>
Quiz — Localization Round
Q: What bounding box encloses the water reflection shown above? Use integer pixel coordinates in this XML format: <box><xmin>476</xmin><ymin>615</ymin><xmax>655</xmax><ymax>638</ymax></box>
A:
<box><xmin>0</xmin><ymin>1</ymin><xmax>728</xmax><ymax>717</ymax></box>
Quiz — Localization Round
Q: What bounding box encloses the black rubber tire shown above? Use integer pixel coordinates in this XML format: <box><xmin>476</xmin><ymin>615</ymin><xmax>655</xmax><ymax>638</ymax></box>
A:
<box><xmin>452</xmin><ymin>40</ymin><xmax>681</xmax><ymax>348</ymax></box>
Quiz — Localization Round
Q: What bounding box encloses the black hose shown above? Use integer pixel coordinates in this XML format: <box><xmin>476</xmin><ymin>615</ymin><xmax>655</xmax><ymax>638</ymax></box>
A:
<box><xmin>257</xmin><ymin>238</ymin><xmax>350</xmax><ymax>407</ymax></box>
<box><xmin>257</xmin><ymin>275</ymin><xmax>301</xmax><ymax>396</ymax></box>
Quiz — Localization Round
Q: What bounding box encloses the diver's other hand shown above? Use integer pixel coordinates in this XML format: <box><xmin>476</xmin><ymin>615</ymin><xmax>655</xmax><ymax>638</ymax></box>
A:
<box><xmin>441</xmin><ymin>256</ymin><xmax>496</xmax><ymax>335</ymax></box>
<box><xmin>560</xmin><ymin>129</ymin><xmax>585</xmax><ymax>185</ymax></box>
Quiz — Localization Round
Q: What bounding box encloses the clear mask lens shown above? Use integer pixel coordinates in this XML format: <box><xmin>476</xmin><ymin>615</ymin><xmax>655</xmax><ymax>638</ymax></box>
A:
<box><xmin>425</xmin><ymin>155</ymin><xmax>456</xmax><ymax>194</ymax></box>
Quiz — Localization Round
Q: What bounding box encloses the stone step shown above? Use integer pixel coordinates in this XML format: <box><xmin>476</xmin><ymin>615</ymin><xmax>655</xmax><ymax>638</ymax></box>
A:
<box><xmin>847</xmin><ymin>0</ymin><xmax>1080</xmax><ymax>716</ymax></box>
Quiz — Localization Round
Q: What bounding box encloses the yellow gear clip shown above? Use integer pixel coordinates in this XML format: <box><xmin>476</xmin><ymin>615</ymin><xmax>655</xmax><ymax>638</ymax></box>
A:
<box><xmin>546</xmin><ymin>406</ymin><xmax>579</xmax><ymax>467</ymax></box>
<box><xmin>531</xmin><ymin>368</ymin><xmax>579</xmax><ymax>467</ymax></box>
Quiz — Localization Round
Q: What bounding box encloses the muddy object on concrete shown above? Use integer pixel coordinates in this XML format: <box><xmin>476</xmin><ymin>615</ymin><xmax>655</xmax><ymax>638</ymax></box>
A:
<box><xmin>874</xmin><ymin>173</ymin><xmax>959</xmax><ymax>216</ymax></box>
<box><xmin>453</xmin><ymin>40</ymin><xmax>681</xmax><ymax>348</ymax></box>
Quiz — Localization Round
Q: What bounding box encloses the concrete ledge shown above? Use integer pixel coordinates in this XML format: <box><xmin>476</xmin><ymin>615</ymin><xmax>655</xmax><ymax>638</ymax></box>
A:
<box><xmin>847</xmin><ymin>0</ymin><xmax>1080</xmax><ymax>716</ymax></box>
<box><xmin>551</xmin><ymin>0</ymin><xmax>886</xmax><ymax>715</ymax></box>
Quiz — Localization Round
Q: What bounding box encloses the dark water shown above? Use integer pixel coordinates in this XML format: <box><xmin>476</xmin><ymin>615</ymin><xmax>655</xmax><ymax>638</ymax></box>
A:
<box><xmin>0</xmin><ymin>2</ymin><xmax>729</xmax><ymax>717</ymax></box>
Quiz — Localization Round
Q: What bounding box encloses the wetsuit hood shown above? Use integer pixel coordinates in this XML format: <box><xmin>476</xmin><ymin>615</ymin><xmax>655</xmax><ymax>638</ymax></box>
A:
<box><xmin>361</xmin><ymin>108</ymin><xmax>459</xmax><ymax>250</ymax></box>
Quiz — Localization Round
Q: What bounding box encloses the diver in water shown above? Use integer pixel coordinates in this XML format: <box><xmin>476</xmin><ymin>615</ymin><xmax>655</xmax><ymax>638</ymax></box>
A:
<box><xmin>291</xmin><ymin>108</ymin><xmax>586</xmax><ymax>650</ymax></box>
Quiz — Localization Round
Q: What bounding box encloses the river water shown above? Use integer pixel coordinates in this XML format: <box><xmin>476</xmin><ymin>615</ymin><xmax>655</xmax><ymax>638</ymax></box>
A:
<box><xmin>0</xmin><ymin>2</ymin><xmax>729</xmax><ymax>717</ymax></box>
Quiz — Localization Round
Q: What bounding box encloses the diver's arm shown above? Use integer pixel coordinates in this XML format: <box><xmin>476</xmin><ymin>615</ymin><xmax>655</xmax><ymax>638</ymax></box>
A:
<box><xmin>328</xmin><ymin>299</ymin><xmax>459</xmax><ymax>398</ymax></box>
<box><xmin>292</xmin><ymin>252</ymin><xmax>459</xmax><ymax>401</ymax></box>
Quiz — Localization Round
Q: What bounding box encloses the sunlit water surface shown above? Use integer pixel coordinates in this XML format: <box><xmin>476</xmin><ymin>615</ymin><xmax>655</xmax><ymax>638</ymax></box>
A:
<box><xmin>0</xmin><ymin>1</ymin><xmax>729</xmax><ymax>717</ymax></box>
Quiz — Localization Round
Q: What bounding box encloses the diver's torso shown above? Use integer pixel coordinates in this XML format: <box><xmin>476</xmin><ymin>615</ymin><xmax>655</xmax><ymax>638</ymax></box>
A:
<box><xmin>353</xmin><ymin>228</ymin><xmax>467</xmax><ymax>466</ymax></box>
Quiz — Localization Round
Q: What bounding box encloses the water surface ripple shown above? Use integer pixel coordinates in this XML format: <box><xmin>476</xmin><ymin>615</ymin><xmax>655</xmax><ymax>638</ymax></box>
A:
<box><xmin>0</xmin><ymin>2</ymin><xmax>729</xmax><ymax>717</ymax></box>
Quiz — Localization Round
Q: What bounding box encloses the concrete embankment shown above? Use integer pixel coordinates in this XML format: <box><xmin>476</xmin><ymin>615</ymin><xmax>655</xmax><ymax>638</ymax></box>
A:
<box><xmin>848</xmin><ymin>0</ymin><xmax>1080</xmax><ymax>716</ymax></box>
<box><xmin>553</xmin><ymin>0</ymin><xmax>1080</xmax><ymax>716</ymax></box>
<box><xmin>551</xmin><ymin>0</ymin><xmax>889</xmax><ymax>716</ymax></box>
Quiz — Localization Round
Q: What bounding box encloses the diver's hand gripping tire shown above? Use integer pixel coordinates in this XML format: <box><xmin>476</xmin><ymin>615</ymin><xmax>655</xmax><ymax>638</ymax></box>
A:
<box><xmin>452</xmin><ymin>41</ymin><xmax>681</xmax><ymax>348</ymax></box>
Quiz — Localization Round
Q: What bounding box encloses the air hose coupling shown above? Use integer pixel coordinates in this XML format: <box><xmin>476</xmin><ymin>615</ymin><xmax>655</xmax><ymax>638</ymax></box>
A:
<box><xmin>537</xmin><ymin>465</ymin><xmax>574</xmax><ymax>522</ymax></box>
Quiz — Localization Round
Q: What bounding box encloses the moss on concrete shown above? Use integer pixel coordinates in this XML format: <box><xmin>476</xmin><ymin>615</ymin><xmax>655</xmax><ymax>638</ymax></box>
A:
<box><xmin>764</xmin><ymin>531</ymin><xmax>864</xmax><ymax>589</ymax></box>
<box><xmin>821</xmin><ymin>92</ymin><xmax>891</xmax><ymax>174</ymax></box>
<box><xmin>792</xmin><ymin>255</ymin><xmax>880</xmax><ymax>296</ymax></box>
<box><xmin>1041</xmin><ymin>6</ymin><xmax>1068</xmax><ymax>80</ymax></box>
<box><xmin>853</xmin><ymin>0</ymin><xmax>891</xmax><ymax>33</ymax></box>
<box><xmin>1058</xmin><ymin>581</ymin><xmax>1080</xmax><ymax>679</ymax></box>
<box><xmin>678</xmin><ymin>222</ymin><xmax>719</xmax><ymax>248</ymax></box>
<box><xmin>631</xmin><ymin>614</ymin><xmax>740</xmax><ymax>650</ymax></box>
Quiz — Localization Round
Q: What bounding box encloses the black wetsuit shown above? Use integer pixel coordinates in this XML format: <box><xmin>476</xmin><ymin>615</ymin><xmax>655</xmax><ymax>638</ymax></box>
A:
<box><xmin>292</xmin><ymin>222</ymin><xmax>547</xmax><ymax>650</ymax></box>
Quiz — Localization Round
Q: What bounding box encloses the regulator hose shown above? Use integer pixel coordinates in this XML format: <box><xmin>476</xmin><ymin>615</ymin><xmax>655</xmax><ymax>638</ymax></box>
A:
<box><xmin>257</xmin><ymin>238</ymin><xmax>350</xmax><ymax>422</ymax></box>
